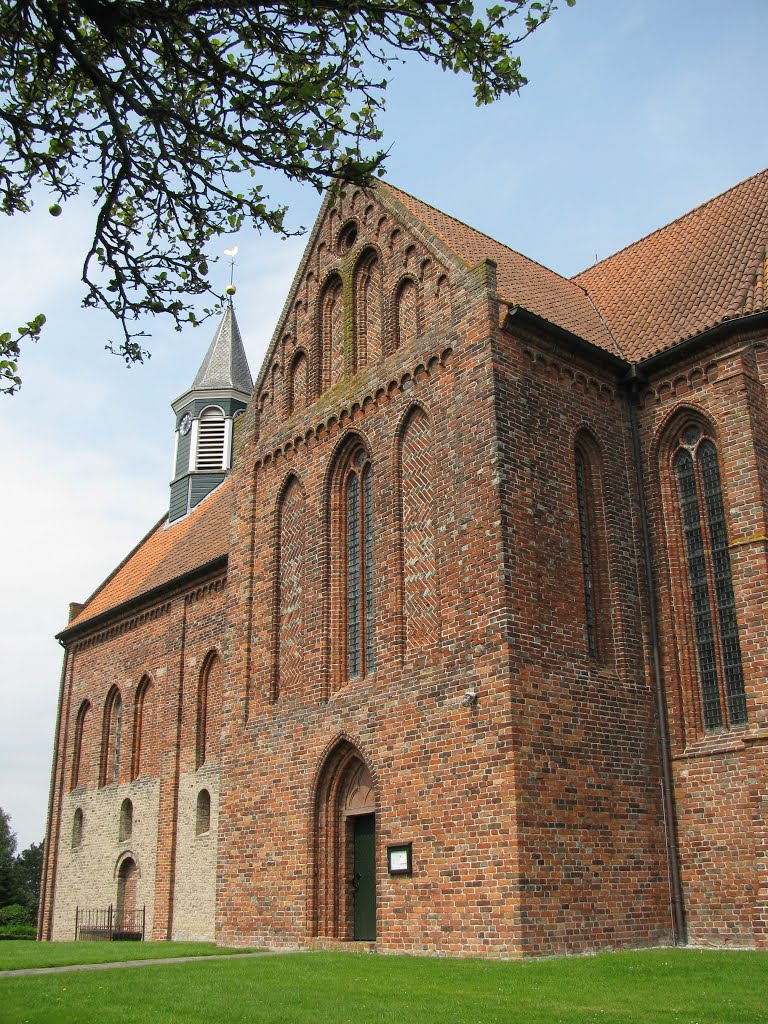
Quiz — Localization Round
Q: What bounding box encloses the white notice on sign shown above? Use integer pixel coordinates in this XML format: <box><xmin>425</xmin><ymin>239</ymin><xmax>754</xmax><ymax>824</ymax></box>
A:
<box><xmin>390</xmin><ymin>850</ymin><xmax>408</xmax><ymax>872</ymax></box>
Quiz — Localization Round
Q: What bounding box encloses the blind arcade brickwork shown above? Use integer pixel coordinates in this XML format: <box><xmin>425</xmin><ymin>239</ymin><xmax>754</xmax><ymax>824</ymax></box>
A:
<box><xmin>40</xmin><ymin>172</ymin><xmax>768</xmax><ymax>955</ymax></box>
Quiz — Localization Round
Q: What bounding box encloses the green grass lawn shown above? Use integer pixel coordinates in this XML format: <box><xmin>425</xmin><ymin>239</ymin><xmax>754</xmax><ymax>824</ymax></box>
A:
<box><xmin>0</xmin><ymin>940</ymin><xmax>260</xmax><ymax>971</ymax></box>
<box><xmin>1</xmin><ymin>948</ymin><xmax>766</xmax><ymax>1024</ymax></box>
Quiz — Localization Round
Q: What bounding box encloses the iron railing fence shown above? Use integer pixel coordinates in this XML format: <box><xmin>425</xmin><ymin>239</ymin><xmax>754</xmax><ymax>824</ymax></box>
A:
<box><xmin>75</xmin><ymin>906</ymin><xmax>145</xmax><ymax>941</ymax></box>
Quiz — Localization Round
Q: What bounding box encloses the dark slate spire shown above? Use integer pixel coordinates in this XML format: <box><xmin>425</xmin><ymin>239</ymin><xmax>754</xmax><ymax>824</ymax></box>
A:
<box><xmin>169</xmin><ymin>298</ymin><xmax>253</xmax><ymax>523</ymax></box>
<box><xmin>191</xmin><ymin>299</ymin><xmax>253</xmax><ymax>393</ymax></box>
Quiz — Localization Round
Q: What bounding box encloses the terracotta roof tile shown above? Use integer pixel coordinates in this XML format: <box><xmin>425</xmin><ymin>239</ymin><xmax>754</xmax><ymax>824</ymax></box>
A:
<box><xmin>573</xmin><ymin>168</ymin><xmax>768</xmax><ymax>362</ymax></box>
<box><xmin>63</xmin><ymin>479</ymin><xmax>232</xmax><ymax>632</ymax></box>
<box><xmin>382</xmin><ymin>183</ymin><xmax>620</xmax><ymax>356</ymax></box>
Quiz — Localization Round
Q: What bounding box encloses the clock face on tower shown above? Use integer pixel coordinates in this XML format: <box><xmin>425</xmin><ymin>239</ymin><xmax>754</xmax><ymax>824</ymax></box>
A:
<box><xmin>179</xmin><ymin>413</ymin><xmax>192</xmax><ymax>436</ymax></box>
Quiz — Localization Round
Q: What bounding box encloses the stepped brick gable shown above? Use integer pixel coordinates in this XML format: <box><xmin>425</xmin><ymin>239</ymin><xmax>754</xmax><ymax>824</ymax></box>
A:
<box><xmin>41</xmin><ymin>172</ymin><xmax>768</xmax><ymax>956</ymax></box>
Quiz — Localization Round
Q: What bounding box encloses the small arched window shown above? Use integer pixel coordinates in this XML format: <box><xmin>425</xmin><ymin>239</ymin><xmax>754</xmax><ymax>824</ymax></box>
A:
<box><xmin>196</xmin><ymin>789</ymin><xmax>211</xmax><ymax>835</ymax></box>
<box><xmin>345</xmin><ymin>448</ymin><xmax>376</xmax><ymax>680</ymax></box>
<box><xmin>71</xmin><ymin>700</ymin><xmax>91</xmax><ymax>790</ymax></box>
<box><xmin>672</xmin><ymin>425</ymin><xmax>747</xmax><ymax>729</ymax></box>
<box><xmin>195</xmin><ymin>407</ymin><xmax>226</xmax><ymax>471</ymax></box>
<box><xmin>72</xmin><ymin>808</ymin><xmax>83</xmax><ymax>849</ymax></box>
<box><xmin>119</xmin><ymin>798</ymin><xmax>133</xmax><ymax>842</ymax></box>
<box><xmin>100</xmin><ymin>687</ymin><xmax>122</xmax><ymax>787</ymax></box>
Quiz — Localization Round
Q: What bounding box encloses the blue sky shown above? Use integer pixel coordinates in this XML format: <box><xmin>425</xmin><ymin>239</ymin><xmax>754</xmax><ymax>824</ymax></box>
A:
<box><xmin>1</xmin><ymin>0</ymin><xmax>766</xmax><ymax>851</ymax></box>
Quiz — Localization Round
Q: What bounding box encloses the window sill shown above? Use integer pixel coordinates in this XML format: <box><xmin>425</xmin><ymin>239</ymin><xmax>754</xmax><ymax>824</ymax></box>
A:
<box><xmin>675</xmin><ymin>724</ymin><xmax>764</xmax><ymax>759</ymax></box>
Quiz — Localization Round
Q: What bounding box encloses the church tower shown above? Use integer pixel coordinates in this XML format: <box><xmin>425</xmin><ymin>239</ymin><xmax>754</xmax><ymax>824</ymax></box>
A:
<box><xmin>168</xmin><ymin>298</ymin><xmax>253</xmax><ymax>523</ymax></box>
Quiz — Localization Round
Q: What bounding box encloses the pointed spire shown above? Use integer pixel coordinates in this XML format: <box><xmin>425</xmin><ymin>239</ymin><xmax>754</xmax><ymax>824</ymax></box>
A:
<box><xmin>190</xmin><ymin>299</ymin><xmax>253</xmax><ymax>394</ymax></box>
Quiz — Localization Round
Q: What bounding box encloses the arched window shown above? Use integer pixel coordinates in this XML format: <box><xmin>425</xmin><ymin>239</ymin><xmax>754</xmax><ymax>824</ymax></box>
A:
<box><xmin>345</xmin><ymin>448</ymin><xmax>376</xmax><ymax>680</ymax></box>
<box><xmin>395</xmin><ymin>279</ymin><xmax>418</xmax><ymax>349</ymax></box>
<box><xmin>131</xmin><ymin>676</ymin><xmax>152</xmax><ymax>781</ymax></box>
<box><xmin>196</xmin><ymin>651</ymin><xmax>221</xmax><ymax>768</ymax></box>
<box><xmin>574</xmin><ymin>433</ymin><xmax>610</xmax><ymax>660</ymax></box>
<box><xmin>72</xmin><ymin>808</ymin><xmax>83</xmax><ymax>849</ymax></box>
<box><xmin>70</xmin><ymin>700</ymin><xmax>91</xmax><ymax>790</ymax></box>
<box><xmin>100</xmin><ymin>687</ymin><xmax>122</xmax><ymax>787</ymax></box>
<box><xmin>196</xmin><ymin>789</ymin><xmax>211</xmax><ymax>835</ymax></box>
<box><xmin>672</xmin><ymin>425</ymin><xmax>747</xmax><ymax>729</ymax></box>
<box><xmin>195</xmin><ymin>407</ymin><xmax>226</xmax><ymax>471</ymax></box>
<box><xmin>354</xmin><ymin>250</ymin><xmax>383</xmax><ymax>370</ymax></box>
<box><xmin>119</xmin><ymin>798</ymin><xmax>133</xmax><ymax>842</ymax></box>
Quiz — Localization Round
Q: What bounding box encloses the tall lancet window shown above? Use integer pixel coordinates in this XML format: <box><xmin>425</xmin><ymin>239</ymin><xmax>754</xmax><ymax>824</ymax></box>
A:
<box><xmin>354</xmin><ymin>250</ymin><xmax>383</xmax><ymax>370</ymax></box>
<box><xmin>673</xmin><ymin>425</ymin><xmax>747</xmax><ymax>730</ymax></box>
<box><xmin>574</xmin><ymin>431</ymin><xmax>610</xmax><ymax>661</ymax></box>
<box><xmin>100</xmin><ymin>687</ymin><xmax>122</xmax><ymax>787</ymax></box>
<box><xmin>346</xmin><ymin>449</ymin><xmax>375</xmax><ymax>679</ymax></box>
<box><xmin>71</xmin><ymin>700</ymin><xmax>91</xmax><ymax>790</ymax></box>
<box><xmin>321</xmin><ymin>276</ymin><xmax>344</xmax><ymax>390</ymax></box>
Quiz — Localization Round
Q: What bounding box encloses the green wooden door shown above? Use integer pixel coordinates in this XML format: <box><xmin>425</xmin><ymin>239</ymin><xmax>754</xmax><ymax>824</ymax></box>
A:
<box><xmin>353</xmin><ymin>814</ymin><xmax>376</xmax><ymax>940</ymax></box>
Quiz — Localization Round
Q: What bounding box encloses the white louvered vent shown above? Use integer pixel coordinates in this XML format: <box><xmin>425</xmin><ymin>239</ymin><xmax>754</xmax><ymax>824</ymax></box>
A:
<box><xmin>195</xmin><ymin>407</ymin><xmax>226</xmax><ymax>471</ymax></box>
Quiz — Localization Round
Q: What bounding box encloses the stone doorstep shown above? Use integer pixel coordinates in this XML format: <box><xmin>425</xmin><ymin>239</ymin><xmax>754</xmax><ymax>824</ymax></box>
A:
<box><xmin>306</xmin><ymin>938</ymin><xmax>377</xmax><ymax>954</ymax></box>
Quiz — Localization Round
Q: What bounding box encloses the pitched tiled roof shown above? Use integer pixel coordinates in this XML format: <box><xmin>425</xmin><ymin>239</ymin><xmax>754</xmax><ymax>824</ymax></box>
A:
<box><xmin>574</xmin><ymin>168</ymin><xmax>768</xmax><ymax>362</ymax></box>
<box><xmin>382</xmin><ymin>183</ymin><xmax>620</xmax><ymax>356</ymax></box>
<box><xmin>62</xmin><ymin>479</ymin><xmax>232</xmax><ymax>634</ymax></box>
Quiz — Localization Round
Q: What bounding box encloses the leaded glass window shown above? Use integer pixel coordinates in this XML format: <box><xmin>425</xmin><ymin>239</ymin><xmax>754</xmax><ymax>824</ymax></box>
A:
<box><xmin>673</xmin><ymin>430</ymin><xmax>747</xmax><ymax>730</ymax></box>
<box><xmin>346</xmin><ymin>450</ymin><xmax>375</xmax><ymax>679</ymax></box>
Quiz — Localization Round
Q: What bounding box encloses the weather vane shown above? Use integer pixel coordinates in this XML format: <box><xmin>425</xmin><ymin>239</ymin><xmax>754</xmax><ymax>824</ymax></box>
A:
<box><xmin>223</xmin><ymin>245</ymin><xmax>238</xmax><ymax>297</ymax></box>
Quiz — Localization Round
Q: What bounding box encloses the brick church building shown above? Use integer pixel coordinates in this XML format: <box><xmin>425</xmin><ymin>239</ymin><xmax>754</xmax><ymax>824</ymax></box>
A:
<box><xmin>40</xmin><ymin>170</ymin><xmax>768</xmax><ymax>955</ymax></box>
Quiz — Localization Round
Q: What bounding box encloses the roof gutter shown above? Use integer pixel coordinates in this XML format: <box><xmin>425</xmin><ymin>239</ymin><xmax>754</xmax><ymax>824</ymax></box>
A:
<box><xmin>503</xmin><ymin>304</ymin><xmax>629</xmax><ymax>376</ymax></box>
<box><xmin>56</xmin><ymin>554</ymin><xmax>228</xmax><ymax>644</ymax></box>
<box><xmin>637</xmin><ymin>309</ymin><xmax>768</xmax><ymax>375</ymax></box>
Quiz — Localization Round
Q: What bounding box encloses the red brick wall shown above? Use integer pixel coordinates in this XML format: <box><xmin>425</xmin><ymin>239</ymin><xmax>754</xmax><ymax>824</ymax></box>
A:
<box><xmin>490</xmin><ymin>322</ymin><xmax>671</xmax><ymax>954</ymax></box>
<box><xmin>218</xmin><ymin>185</ymin><xmax>523</xmax><ymax>954</ymax></box>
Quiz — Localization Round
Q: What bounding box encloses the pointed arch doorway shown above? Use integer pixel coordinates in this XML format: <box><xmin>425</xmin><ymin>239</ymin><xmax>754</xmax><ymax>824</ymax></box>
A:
<box><xmin>116</xmin><ymin>856</ymin><xmax>137</xmax><ymax>928</ymax></box>
<box><xmin>310</xmin><ymin>741</ymin><xmax>377</xmax><ymax>941</ymax></box>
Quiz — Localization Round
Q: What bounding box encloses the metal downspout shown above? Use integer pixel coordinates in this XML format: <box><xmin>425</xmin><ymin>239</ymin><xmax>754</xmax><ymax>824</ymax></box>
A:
<box><xmin>626</xmin><ymin>368</ymin><xmax>687</xmax><ymax>944</ymax></box>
